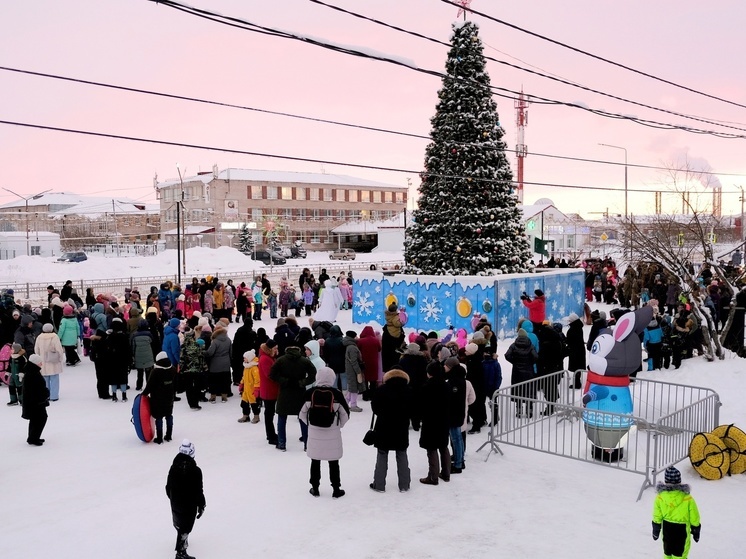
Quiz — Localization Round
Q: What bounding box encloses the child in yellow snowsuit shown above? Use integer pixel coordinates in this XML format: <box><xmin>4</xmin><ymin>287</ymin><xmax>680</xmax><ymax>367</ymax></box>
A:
<box><xmin>652</xmin><ymin>466</ymin><xmax>701</xmax><ymax>559</ymax></box>
<box><xmin>237</xmin><ymin>350</ymin><xmax>261</xmax><ymax>423</ymax></box>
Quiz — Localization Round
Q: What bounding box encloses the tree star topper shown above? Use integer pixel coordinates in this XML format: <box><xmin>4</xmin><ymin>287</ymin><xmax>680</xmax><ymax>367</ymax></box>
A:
<box><xmin>456</xmin><ymin>0</ymin><xmax>473</xmax><ymax>20</ymax></box>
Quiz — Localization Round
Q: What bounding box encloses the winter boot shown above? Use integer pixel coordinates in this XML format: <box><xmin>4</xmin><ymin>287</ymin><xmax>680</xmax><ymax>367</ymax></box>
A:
<box><xmin>164</xmin><ymin>426</ymin><xmax>173</xmax><ymax>442</ymax></box>
<box><xmin>121</xmin><ymin>392</ymin><xmax>128</xmax><ymax>402</ymax></box>
<box><xmin>250</xmin><ymin>415</ymin><xmax>261</xmax><ymax>424</ymax></box>
<box><xmin>332</xmin><ymin>487</ymin><xmax>345</xmax><ymax>499</ymax></box>
<box><xmin>237</xmin><ymin>415</ymin><xmax>250</xmax><ymax>423</ymax></box>
<box><xmin>154</xmin><ymin>426</ymin><xmax>163</xmax><ymax>445</ymax></box>
<box><xmin>309</xmin><ymin>486</ymin><xmax>320</xmax><ymax>497</ymax></box>
<box><xmin>175</xmin><ymin>552</ymin><xmax>196</xmax><ymax>559</ymax></box>
<box><xmin>111</xmin><ymin>393</ymin><xmax>118</xmax><ymax>403</ymax></box>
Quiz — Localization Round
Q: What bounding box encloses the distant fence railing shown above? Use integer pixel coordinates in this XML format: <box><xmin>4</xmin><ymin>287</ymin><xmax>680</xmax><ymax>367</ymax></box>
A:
<box><xmin>477</xmin><ymin>370</ymin><xmax>720</xmax><ymax>500</ymax></box>
<box><xmin>3</xmin><ymin>259</ymin><xmax>404</xmax><ymax>303</ymax></box>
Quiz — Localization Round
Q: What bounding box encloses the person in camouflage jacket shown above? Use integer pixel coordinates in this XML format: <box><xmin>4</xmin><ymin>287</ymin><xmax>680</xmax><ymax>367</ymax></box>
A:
<box><xmin>180</xmin><ymin>329</ymin><xmax>207</xmax><ymax>410</ymax></box>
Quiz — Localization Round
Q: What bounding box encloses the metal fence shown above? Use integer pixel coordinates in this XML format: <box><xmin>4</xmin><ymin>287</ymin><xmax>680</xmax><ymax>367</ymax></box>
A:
<box><xmin>476</xmin><ymin>370</ymin><xmax>720</xmax><ymax>500</ymax></box>
<box><xmin>4</xmin><ymin>259</ymin><xmax>404</xmax><ymax>303</ymax></box>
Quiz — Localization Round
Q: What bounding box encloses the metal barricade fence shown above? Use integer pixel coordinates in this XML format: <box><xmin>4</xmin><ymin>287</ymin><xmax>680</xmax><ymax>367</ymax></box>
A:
<box><xmin>477</xmin><ymin>369</ymin><xmax>720</xmax><ymax>500</ymax></box>
<box><xmin>4</xmin><ymin>259</ymin><xmax>404</xmax><ymax>303</ymax></box>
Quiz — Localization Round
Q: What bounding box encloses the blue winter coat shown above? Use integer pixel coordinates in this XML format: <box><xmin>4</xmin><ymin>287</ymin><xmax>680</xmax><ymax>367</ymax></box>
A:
<box><xmin>643</xmin><ymin>325</ymin><xmax>663</xmax><ymax>346</ymax></box>
<box><xmin>522</xmin><ymin>321</ymin><xmax>540</xmax><ymax>353</ymax></box>
<box><xmin>57</xmin><ymin>316</ymin><xmax>81</xmax><ymax>347</ymax></box>
<box><xmin>162</xmin><ymin>319</ymin><xmax>181</xmax><ymax>365</ymax></box>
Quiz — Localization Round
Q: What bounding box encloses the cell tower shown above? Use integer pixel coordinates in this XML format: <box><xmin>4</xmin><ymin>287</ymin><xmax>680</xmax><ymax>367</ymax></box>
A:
<box><xmin>514</xmin><ymin>89</ymin><xmax>529</xmax><ymax>204</ymax></box>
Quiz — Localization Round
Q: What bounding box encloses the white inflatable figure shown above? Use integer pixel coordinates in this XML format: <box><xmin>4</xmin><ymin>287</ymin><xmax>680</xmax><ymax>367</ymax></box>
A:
<box><xmin>313</xmin><ymin>279</ymin><xmax>344</xmax><ymax>323</ymax></box>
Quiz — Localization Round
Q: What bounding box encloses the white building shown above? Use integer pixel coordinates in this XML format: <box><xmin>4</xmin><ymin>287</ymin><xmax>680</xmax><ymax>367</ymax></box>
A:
<box><xmin>0</xmin><ymin>231</ymin><xmax>61</xmax><ymax>260</ymax></box>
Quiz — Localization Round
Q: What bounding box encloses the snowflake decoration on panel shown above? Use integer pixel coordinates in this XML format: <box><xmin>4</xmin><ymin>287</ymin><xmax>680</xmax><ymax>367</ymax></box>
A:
<box><xmin>375</xmin><ymin>314</ymin><xmax>382</xmax><ymax>321</ymax></box>
<box><xmin>419</xmin><ymin>296</ymin><xmax>443</xmax><ymax>324</ymax></box>
<box><xmin>445</xmin><ymin>315</ymin><xmax>452</xmax><ymax>326</ymax></box>
<box><xmin>354</xmin><ymin>291</ymin><xmax>374</xmax><ymax>316</ymax></box>
<box><xmin>374</xmin><ymin>285</ymin><xmax>382</xmax><ymax>293</ymax></box>
<box><xmin>498</xmin><ymin>287</ymin><xmax>507</xmax><ymax>299</ymax></box>
<box><xmin>445</xmin><ymin>290</ymin><xmax>452</xmax><ymax>299</ymax></box>
<box><xmin>567</xmin><ymin>285</ymin><xmax>575</xmax><ymax>297</ymax></box>
<box><xmin>555</xmin><ymin>283</ymin><xmax>562</xmax><ymax>294</ymax></box>
<box><xmin>519</xmin><ymin>281</ymin><xmax>527</xmax><ymax>292</ymax></box>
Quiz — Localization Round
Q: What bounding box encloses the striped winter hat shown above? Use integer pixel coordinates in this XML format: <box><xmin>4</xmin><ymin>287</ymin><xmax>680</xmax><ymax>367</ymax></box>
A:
<box><xmin>664</xmin><ymin>466</ymin><xmax>681</xmax><ymax>485</ymax></box>
<box><xmin>179</xmin><ymin>439</ymin><xmax>196</xmax><ymax>458</ymax></box>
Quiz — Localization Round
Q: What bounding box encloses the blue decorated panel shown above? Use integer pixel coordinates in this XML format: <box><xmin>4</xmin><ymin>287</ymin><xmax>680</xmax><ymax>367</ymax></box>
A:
<box><xmin>494</xmin><ymin>276</ymin><xmax>528</xmax><ymax>340</ymax></box>
<box><xmin>453</xmin><ymin>279</ymin><xmax>496</xmax><ymax>333</ymax></box>
<box><xmin>352</xmin><ymin>273</ymin><xmax>383</xmax><ymax>324</ymax></box>
<box><xmin>412</xmin><ymin>276</ymin><xmax>454</xmax><ymax>332</ymax></box>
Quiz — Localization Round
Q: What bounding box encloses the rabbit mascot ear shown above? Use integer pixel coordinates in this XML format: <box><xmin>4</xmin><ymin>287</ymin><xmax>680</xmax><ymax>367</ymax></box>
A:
<box><xmin>588</xmin><ymin>306</ymin><xmax>654</xmax><ymax>377</ymax></box>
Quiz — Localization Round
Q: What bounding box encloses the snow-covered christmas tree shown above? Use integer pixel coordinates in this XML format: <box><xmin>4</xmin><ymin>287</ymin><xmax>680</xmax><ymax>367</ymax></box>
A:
<box><xmin>238</xmin><ymin>224</ymin><xmax>255</xmax><ymax>255</ymax></box>
<box><xmin>404</xmin><ymin>20</ymin><xmax>532</xmax><ymax>275</ymax></box>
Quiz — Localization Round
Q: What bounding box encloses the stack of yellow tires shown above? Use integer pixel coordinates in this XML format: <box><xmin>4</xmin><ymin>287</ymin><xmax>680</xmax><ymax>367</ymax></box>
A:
<box><xmin>688</xmin><ymin>424</ymin><xmax>746</xmax><ymax>480</ymax></box>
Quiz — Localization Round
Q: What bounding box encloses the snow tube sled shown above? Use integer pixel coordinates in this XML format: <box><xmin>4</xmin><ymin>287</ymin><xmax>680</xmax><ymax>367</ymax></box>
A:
<box><xmin>131</xmin><ymin>393</ymin><xmax>155</xmax><ymax>442</ymax></box>
<box><xmin>711</xmin><ymin>424</ymin><xmax>746</xmax><ymax>475</ymax></box>
<box><xmin>689</xmin><ymin>432</ymin><xmax>730</xmax><ymax>480</ymax></box>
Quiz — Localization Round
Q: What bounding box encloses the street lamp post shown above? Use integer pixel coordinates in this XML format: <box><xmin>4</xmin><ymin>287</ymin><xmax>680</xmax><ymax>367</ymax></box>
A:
<box><xmin>599</xmin><ymin>143</ymin><xmax>628</xmax><ymax>259</ymax></box>
<box><xmin>176</xmin><ymin>165</ymin><xmax>187</xmax><ymax>283</ymax></box>
<box><xmin>3</xmin><ymin>188</ymin><xmax>52</xmax><ymax>256</ymax></box>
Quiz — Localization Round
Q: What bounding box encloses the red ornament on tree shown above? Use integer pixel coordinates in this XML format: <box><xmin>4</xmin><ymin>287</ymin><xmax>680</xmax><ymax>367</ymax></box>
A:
<box><xmin>476</xmin><ymin>228</ymin><xmax>482</xmax><ymax>234</ymax></box>
<box><xmin>451</xmin><ymin>148</ymin><xmax>457</xmax><ymax>154</ymax></box>
<box><xmin>424</xmin><ymin>217</ymin><xmax>429</xmax><ymax>223</ymax></box>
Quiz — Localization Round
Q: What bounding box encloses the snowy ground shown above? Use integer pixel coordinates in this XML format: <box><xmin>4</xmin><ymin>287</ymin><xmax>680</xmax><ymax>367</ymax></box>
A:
<box><xmin>1</xmin><ymin>251</ymin><xmax>743</xmax><ymax>558</ymax></box>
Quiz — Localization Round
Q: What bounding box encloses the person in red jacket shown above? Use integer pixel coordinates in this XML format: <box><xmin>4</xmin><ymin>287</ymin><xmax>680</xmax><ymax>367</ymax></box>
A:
<box><xmin>257</xmin><ymin>340</ymin><xmax>280</xmax><ymax>445</ymax></box>
<box><xmin>521</xmin><ymin>289</ymin><xmax>546</xmax><ymax>329</ymax></box>
<box><xmin>358</xmin><ymin>325</ymin><xmax>382</xmax><ymax>402</ymax></box>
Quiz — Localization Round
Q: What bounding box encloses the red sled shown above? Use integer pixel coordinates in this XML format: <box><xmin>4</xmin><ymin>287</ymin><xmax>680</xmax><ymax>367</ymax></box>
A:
<box><xmin>131</xmin><ymin>393</ymin><xmax>155</xmax><ymax>442</ymax></box>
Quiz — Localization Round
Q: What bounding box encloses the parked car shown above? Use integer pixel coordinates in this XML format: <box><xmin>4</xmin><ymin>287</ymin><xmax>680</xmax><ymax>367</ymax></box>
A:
<box><xmin>272</xmin><ymin>246</ymin><xmax>292</xmax><ymax>258</ymax></box>
<box><xmin>251</xmin><ymin>250</ymin><xmax>286</xmax><ymax>265</ymax></box>
<box><xmin>329</xmin><ymin>248</ymin><xmax>356</xmax><ymax>261</ymax></box>
<box><xmin>57</xmin><ymin>251</ymin><xmax>88</xmax><ymax>263</ymax></box>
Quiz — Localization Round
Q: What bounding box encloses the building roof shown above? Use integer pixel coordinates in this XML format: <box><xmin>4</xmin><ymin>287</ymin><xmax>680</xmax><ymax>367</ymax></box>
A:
<box><xmin>0</xmin><ymin>192</ymin><xmax>158</xmax><ymax>218</ymax></box>
<box><xmin>162</xmin><ymin>226</ymin><xmax>216</xmax><ymax>235</ymax></box>
<box><xmin>331</xmin><ymin>212</ymin><xmax>406</xmax><ymax>234</ymax></box>
<box><xmin>0</xmin><ymin>231</ymin><xmax>60</xmax><ymax>238</ymax></box>
<box><xmin>156</xmin><ymin>168</ymin><xmax>404</xmax><ymax>190</ymax></box>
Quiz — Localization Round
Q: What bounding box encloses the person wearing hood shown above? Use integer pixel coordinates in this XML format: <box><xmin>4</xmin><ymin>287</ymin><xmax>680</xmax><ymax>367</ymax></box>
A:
<box><xmin>586</xmin><ymin>310</ymin><xmax>608</xmax><ymax>352</ymax></box>
<box><xmin>273</xmin><ymin>317</ymin><xmax>299</xmax><ymax>356</ymax></box>
<box><xmin>463</xmin><ymin>342</ymin><xmax>486</xmax><ymax>434</ymax></box>
<box><xmin>258</xmin><ymin>340</ymin><xmax>279</xmax><ymax>444</ymax></box>
<box><xmin>643</xmin><ymin>316</ymin><xmax>664</xmax><ymax>371</ymax></box>
<box><xmin>158</xmin><ymin>283</ymin><xmax>175</xmax><ymax>321</ymax></box>
<box><xmin>143</xmin><ymin>352</ymin><xmax>176</xmax><ymax>444</ymax></box>
<box><xmin>57</xmin><ymin>305</ymin><xmax>81</xmax><ymax>366</ymax></box>
<box><xmin>343</xmin><ymin>330</ymin><xmax>365</xmax><ymax>412</ymax></box>
<box><xmin>132</xmin><ymin>320</ymin><xmax>155</xmax><ymax>391</ymax></box>
<box><xmin>418</xmin><ymin>361</ymin><xmax>451</xmax><ymax>485</ymax></box>
<box><xmin>304</xmin><ymin>339</ymin><xmax>326</xmax><ymax>373</ymax></box>
<box><xmin>445</xmin><ymin>357</ymin><xmax>475</xmax><ymax>474</ymax></box>
<box><xmin>22</xmin><ymin>354</ymin><xmax>50</xmax><ymax>445</ymax></box>
<box><xmin>521</xmin><ymin>289</ymin><xmax>547</xmax><ymax>329</ymax></box>
<box><xmin>34</xmin><ymin>323</ymin><xmax>65</xmax><ymax>401</ymax></box>
<box><xmin>163</xmin><ymin>318</ymin><xmax>183</xmax><ymax>368</ymax></box>
<box><xmin>206</xmin><ymin>325</ymin><xmax>232</xmax><ymax>403</ymax></box>
<box><xmin>358</xmin><ymin>325</ymin><xmax>382</xmax><ymax>401</ymax></box>
<box><xmin>370</xmin><ymin>368</ymin><xmax>412</xmax><ymax>492</ymax></box>
<box><xmin>87</xmin><ymin>303</ymin><xmax>111</xmax><ymax>399</ymax></box>
<box><xmin>7</xmin><ymin>343</ymin><xmax>27</xmax><ymax>406</ymax></box>
<box><xmin>14</xmin><ymin>316</ymin><xmax>37</xmax><ymax>358</ymax></box>
<box><xmin>166</xmin><ymin>439</ymin><xmax>206</xmax><ymax>559</ymax></box>
<box><xmin>536</xmin><ymin>322</ymin><xmax>566</xmax><ymax>416</ymax></box>
<box><xmin>295</xmin><ymin>326</ymin><xmax>314</xmax><ymax>349</ymax></box>
<box><xmin>126</xmin><ymin>306</ymin><xmax>143</xmax><ymax>337</ymax></box>
<box><xmin>652</xmin><ymin>466</ymin><xmax>701</xmax><ymax>559</ymax></box>
<box><xmin>505</xmin><ymin>328</ymin><xmax>538</xmax><ymax>419</ymax></box>
<box><xmin>231</xmin><ymin>321</ymin><xmax>257</xmax><ymax>386</ymax></box>
<box><xmin>309</xmin><ymin>318</ymin><xmax>333</xmax><ymax>341</ymax></box>
<box><xmin>321</xmin><ymin>325</ymin><xmax>346</xmax><ymax>391</ymax></box>
<box><xmin>382</xmin><ymin>303</ymin><xmax>405</xmax><ymax>372</ymax></box>
<box><xmin>300</xmin><ymin>367</ymin><xmax>350</xmax><ymax>498</ymax></box>
<box><xmin>269</xmin><ymin>345</ymin><xmax>316</xmax><ymax>451</ymax></box>
<box><xmin>105</xmin><ymin>319</ymin><xmax>132</xmax><ymax>402</ymax></box>
<box><xmin>237</xmin><ymin>350</ymin><xmax>262</xmax><ymax>424</ymax></box>
<box><xmin>565</xmin><ymin>313</ymin><xmax>586</xmax><ymax>389</ymax></box>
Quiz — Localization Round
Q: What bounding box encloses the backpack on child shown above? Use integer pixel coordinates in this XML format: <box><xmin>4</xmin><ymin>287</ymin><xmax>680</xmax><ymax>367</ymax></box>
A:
<box><xmin>307</xmin><ymin>388</ymin><xmax>337</xmax><ymax>427</ymax></box>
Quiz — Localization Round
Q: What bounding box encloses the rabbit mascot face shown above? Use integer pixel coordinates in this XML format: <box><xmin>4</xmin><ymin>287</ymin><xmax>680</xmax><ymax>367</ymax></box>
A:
<box><xmin>582</xmin><ymin>306</ymin><xmax>653</xmax><ymax>461</ymax></box>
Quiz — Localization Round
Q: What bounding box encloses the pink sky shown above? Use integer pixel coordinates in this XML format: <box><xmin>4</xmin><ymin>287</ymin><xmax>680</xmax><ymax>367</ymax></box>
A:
<box><xmin>2</xmin><ymin>0</ymin><xmax>745</xmax><ymax>218</ymax></box>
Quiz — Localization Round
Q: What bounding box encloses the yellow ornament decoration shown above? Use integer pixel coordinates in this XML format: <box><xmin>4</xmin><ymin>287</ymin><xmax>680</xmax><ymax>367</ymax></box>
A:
<box><xmin>385</xmin><ymin>293</ymin><xmax>398</xmax><ymax>309</ymax></box>
<box><xmin>456</xmin><ymin>297</ymin><xmax>472</xmax><ymax>318</ymax></box>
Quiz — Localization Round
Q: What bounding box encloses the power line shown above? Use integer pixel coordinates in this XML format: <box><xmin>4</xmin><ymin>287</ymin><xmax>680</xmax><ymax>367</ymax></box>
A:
<box><xmin>307</xmin><ymin>0</ymin><xmax>746</xmax><ymax>134</ymax></box>
<box><xmin>3</xmin><ymin>66</ymin><xmax>745</xmax><ymax>177</ymax></box>
<box><xmin>145</xmin><ymin>0</ymin><xmax>746</xmax><ymax>139</ymax></box>
<box><xmin>1</xmin><ymin>118</ymin><xmax>742</xmax><ymax>195</ymax></box>
<box><xmin>441</xmin><ymin>0</ymin><xmax>746</xmax><ymax>111</ymax></box>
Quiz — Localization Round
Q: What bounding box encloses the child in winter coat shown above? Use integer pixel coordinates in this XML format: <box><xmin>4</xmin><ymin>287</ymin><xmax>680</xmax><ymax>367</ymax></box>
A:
<box><xmin>7</xmin><ymin>343</ymin><xmax>27</xmax><ymax>406</ymax></box>
<box><xmin>300</xmin><ymin>367</ymin><xmax>350</xmax><ymax>498</ymax></box>
<box><xmin>82</xmin><ymin>317</ymin><xmax>93</xmax><ymax>356</ymax></box>
<box><xmin>237</xmin><ymin>350</ymin><xmax>261</xmax><ymax>423</ymax></box>
<box><xmin>279</xmin><ymin>285</ymin><xmax>291</xmax><ymax>318</ymax></box>
<box><xmin>652</xmin><ymin>466</ymin><xmax>701</xmax><ymax>559</ymax></box>
<box><xmin>176</xmin><ymin>294</ymin><xmax>186</xmax><ymax>316</ymax></box>
<box><xmin>267</xmin><ymin>289</ymin><xmax>278</xmax><ymax>320</ymax></box>
<box><xmin>302</xmin><ymin>284</ymin><xmax>314</xmax><ymax>316</ymax></box>
<box><xmin>190</xmin><ymin>291</ymin><xmax>201</xmax><ymax>317</ymax></box>
<box><xmin>643</xmin><ymin>317</ymin><xmax>664</xmax><ymax>371</ymax></box>
<box><xmin>338</xmin><ymin>278</ymin><xmax>351</xmax><ymax>310</ymax></box>
<box><xmin>203</xmin><ymin>290</ymin><xmax>214</xmax><ymax>314</ymax></box>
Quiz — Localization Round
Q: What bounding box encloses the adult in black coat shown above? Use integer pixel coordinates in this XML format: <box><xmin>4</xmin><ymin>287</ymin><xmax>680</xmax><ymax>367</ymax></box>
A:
<box><xmin>166</xmin><ymin>440</ymin><xmax>206</xmax><ymax>559</ymax></box>
<box><xmin>309</xmin><ymin>319</ymin><xmax>333</xmax><ymax>341</ymax></box>
<box><xmin>22</xmin><ymin>354</ymin><xmax>49</xmax><ymax>445</ymax></box>
<box><xmin>418</xmin><ymin>361</ymin><xmax>451</xmax><ymax>485</ymax></box>
<box><xmin>397</xmin><ymin>344</ymin><xmax>428</xmax><ymax>431</ymax></box>
<box><xmin>230</xmin><ymin>322</ymin><xmax>256</xmax><ymax>385</ymax></box>
<box><xmin>536</xmin><ymin>323</ymin><xmax>565</xmax><ymax>415</ymax></box>
<box><xmin>321</xmin><ymin>325</ymin><xmax>346</xmax><ymax>389</ymax></box>
<box><xmin>14</xmin><ymin>317</ymin><xmax>37</xmax><ymax>356</ymax></box>
<box><xmin>505</xmin><ymin>329</ymin><xmax>538</xmax><ymax>418</ymax></box>
<box><xmin>269</xmin><ymin>346</ymin><xmax>316</xmax><ymax>451</ymax></box>
<box><xmin>464</xmin><ymin>346</ymin><xmax>486</xmax><ymax>433</ymax></box>
<box><xmin>565</xmin><ymin>314</ymin><xmax>586</xmax><ymax>389</ymax></box>
<box><xmin>146</xmin><ymin>309</ymin><xmax>164</xmax><ymax>359</ymax></box>
<box><xmin>370</xmin><ymin>368</ymin><xmax>411</xmax><ymax>492</ymax></box>
<box><xmin>104</xmin><ymin>319</ymin><xmax>133</xmax><ymax>402</ymax></box>
<box><xmin>144</xmin><ymin>352</ymin><xmax>176</xmax><ymax>444</ymax></box>
<box><xmin>273</xmin><ymin>317</ymin><xmax>300</xmax><ymax>356</ymax></box>
<box><xmin>725</xmin><ymin>287</ymin><xmax>746</xmax><ymax>353</ymax></box>
<box><xmin>586</xmin><ymin>311</ymin><xmax>608</xmax><ymax>351</ymax></box>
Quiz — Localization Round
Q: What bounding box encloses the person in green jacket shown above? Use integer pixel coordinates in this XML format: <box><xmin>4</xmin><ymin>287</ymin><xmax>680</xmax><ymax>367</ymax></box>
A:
<box><xmin>652</xmin><ymin>466</ymin><xmax>701</xmax><ymax>559</ymax></box>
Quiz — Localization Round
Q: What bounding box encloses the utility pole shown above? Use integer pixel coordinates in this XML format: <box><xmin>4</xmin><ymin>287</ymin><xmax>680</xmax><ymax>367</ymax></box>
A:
<box><xmin>177</xmin><ymin>165</ymin><xmax>187</xmax><ymax>280</ymax></box>
<box><xmin>112</xmin><ymin>199</ymin><xmax>120</xmax><ymax>257</ymax></box>
<box><xmin>3</xmin><ymin>188</ymin><xmax>51</xmax><ymax>256</ymax></box>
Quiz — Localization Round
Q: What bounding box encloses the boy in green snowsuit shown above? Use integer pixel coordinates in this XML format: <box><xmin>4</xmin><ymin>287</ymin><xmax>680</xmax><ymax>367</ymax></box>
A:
<box><xmin>652</xmin><ymin>466</ymin><xmax>701</xmax><ymax>559</ymax></box>
<box><xmin>7</xmin><ymin>343</ymin><xmax>27</xmax><ymax>406</ymax></box>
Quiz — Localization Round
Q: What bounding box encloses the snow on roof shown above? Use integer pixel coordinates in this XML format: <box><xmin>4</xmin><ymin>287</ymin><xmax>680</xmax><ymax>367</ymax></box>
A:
<box><xmin>0</xmin><ymin>231</ymin><xmax>60</xmax><ymax>238</ymax></box>
<box><xmin>518</xmin><ymin>203</ymin><xmax>556</xmax><ymax>220</ymax></box>
<box><xmin>162</xmin><ymin>226</ymin><xmax>215</xmax><ymax>235</ymax></box>
<box><xmin>331</xmin><ymin>212</ymin><xmax>407</xmax><ymax>234</ymax></box>
<box><xmin>0</xmin><ymin>192</ymin><xmax>157</xmax><ymax>217</ymax></box>
<box><xmin>157</xmin><ymin>169</ymin><xmax>403</xmax><ymax>189</ymax></box>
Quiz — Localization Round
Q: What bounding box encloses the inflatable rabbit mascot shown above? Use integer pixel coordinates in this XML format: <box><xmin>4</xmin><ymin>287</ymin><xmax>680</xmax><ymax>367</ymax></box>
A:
<box><xmin>582</xmin><ymin>305</ymin><xmax>653</xmax><ymax>462</ymax></box>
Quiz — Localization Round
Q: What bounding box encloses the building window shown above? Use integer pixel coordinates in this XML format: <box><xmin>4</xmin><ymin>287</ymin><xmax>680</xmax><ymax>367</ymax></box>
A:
<box><xmin>567</xmin><ymin>235</ymin><xmax>575</xmax><ymax>249</ymax></box>
<box><xmin>310</xmin><ymin>232</ymin><xmax>321</xmax><ymax>243</ymax></box>
<box><xmin>384</xmin><ymin>191</ymin><xmax>392</xmax><ymax>203</ymax></box>
<box><xmin>297</xmin><ymin>208</ymin><xmax>307</xmax><ymax>219</ymax></box>
<box><xmin>250</xmin><ymin>185</ymin><xmax>262</xmax><ymax>199</ymax></box>
<box><xmin>373</xmin><ymin>191</ymin><xmax>382</xmax><ymax>204</ymax></box>
<box><xmin>295</xmin><ymin>187</ymin><xmax>305</xmax><ymax>201</ymax></box>
<box><xmin>323</xmin><ymin>188</ymin><xmax>332</xmax><ymax>201</ymax></box>
<box><xmin>312</xmin><ymin>209</ymin><xmax>321</xmax><ymax>219</ymax></box>
<box><xmin>324</xmin><ymin>209</ymin><xmax>334</xmax><ymax>218</ymax></box>
<box><xmin>282</xmin><ymin>208</ymin><xmax>292</xmax><ymax>219</ymax></box>
<box><xmin>337</xmin><ymin>189</ymin><xmax>346</xmax><ymax>202</ymax></box>
<box><xmin>163</xmin><ymin>189</ymin><xmax>172</xmax><ymax>202</ymax></box>
<box><xmin>266</xmin><ymin>186</ymin><xmax>277</xmax><ymax>200</ymax></box>
<box><xmin>309</xmin><ymin>188</ymin><xmax>320</xmax><ymax>201</ymax></box>
<box><xmin>30</xmin><ymin>245</ymin><xmax>41</xmax><ymax>256</ymax></box>
<box><xmin>395</xmin><ymin>192</ymin><xmax>404</xmax><ymax>203</ymax></box>
<box><xmin>349</xmin><ymin>190</ymin><xmax>358</xmax><ymax>203</ymax></box>
<box><xmin>360</xmin><ymin>190</ymin><xmax>370</xmax><ymax>203</ymax></box>
<box><xmin>281</xmin><ymin>186</ymin><xmax>292</xmax><ymax>200</ymax></box>
<box><xmin>252</xmin><ymin>208</ymin><xmax>262</xmax><ymax>221</ymax></box>
<box><xmin>337</xmin><ymin>209</ymin><xmax>345</xmax><ymax>218</ymax></box>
